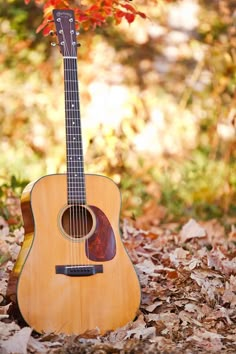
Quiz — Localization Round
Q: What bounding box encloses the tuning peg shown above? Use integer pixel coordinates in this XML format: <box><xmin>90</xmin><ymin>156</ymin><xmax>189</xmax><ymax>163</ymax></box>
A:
<box><xmin>49</xmin><ymin>30</ymin><xmax>55</xmax><ymax>36</ymax></box>
<box><xmin>77</xmin><ymin>43</ymin><xmax>81</xmax><ymax>47</ymax></box>
<box><xmin>51</xmin><ymin>42</ymin><xmax>58</xmax><ymax>47</ymax></box>
<box><xmin>76</xmin><ymin>31</ymin><xmax>80</xmax><ymax>36</ymax></box>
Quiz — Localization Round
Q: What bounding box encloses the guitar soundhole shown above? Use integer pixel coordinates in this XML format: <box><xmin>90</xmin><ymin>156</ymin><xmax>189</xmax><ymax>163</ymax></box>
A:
<box><xmin>60</xmin><ymin>205</ymin><xmax>96</xmax><ymax>240</ymax></box>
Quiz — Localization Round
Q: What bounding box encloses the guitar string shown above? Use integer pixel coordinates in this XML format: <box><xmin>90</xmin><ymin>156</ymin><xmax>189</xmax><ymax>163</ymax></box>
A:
<box><xmin>70</xmin><ymin>25</ymin><xmax>82</xmax><ymax>260</ymax></box>
<box><xmin>60</xmin><ymin>18</ymin><xmax>76</xmax><ymax>265</ymax></box>
<box><xmin>68</xmin><ymin>17</ymin><xmax>88</xmax><ymax>265</ymax></box>
<box><xmin>71</xmin><ymin>31</ymin><xmax>89</xmax><ymax>264</ymax></box>
<box><xmin>71</xmin><ymin>21</ymin><xmax>90</xmax><ymax>264</ymax></box>
<box><xmin>60</xmin><ymin>15</ymin><xmax>90</xmax><ymax>267</ymax></box>
<box><xmin>67</xmin><ymin>21</ymin><xmax>79</xmax><ymax>264</ymax></box>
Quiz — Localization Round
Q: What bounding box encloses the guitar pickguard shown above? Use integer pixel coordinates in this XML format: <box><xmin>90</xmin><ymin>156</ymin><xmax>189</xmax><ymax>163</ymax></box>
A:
<box><xmin>86</xmin><ymin>206</ymin><xmax>116</xmax><ymax>261</ymax></box>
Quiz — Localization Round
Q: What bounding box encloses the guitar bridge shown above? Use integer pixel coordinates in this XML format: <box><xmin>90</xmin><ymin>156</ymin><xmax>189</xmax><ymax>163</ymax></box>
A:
<box><xmin>55</xmin><ymin>264</ymin><xmax>103</xmax><ymax>277</ymax></box>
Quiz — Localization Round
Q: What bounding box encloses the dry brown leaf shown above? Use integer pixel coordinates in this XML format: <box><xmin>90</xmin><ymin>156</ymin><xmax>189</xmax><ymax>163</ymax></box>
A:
<box><xmin>222</xmin><ymin>289</ymin><xmax>236</xmax><ymax>307</ymax></box>
<box><xmin>79</xmin><ymin>327</ymin><xmax>101</xmax><ymax>339</ymax></box>
<box><xmin>151</xmin><ymin>313</ymin><xmax>179</xmax><ymax>335</ymax></box>
<box><xmin>200</xmin><ymin>219</ymin><xmax>225</xmax><ymax>243</ymax></box>
<box><xmin>228</xmin><ymin>275</ymin><xmax>236</xmax><ymax>291</ymax></box>
<box><xmin>190</xmin><ymin>270</ymin><xmax>224</xmax><ymax>301</ymax></box>
<box><xmin>135</xmin><ymin>259</ymin><xmax>158</xmax><ymax>276</ymax></box>
<box><xmin>206</xmin><ymin>307</ymin><xmax>233</xmax><ymax>325</ymax></box>
<box><xmin>125</xmin><ymin>326</ymin><xmax>156</xmax><ymax>340</ymax></box>
<box><xmin>208</xmin><ymin>249</ymin><xmax>236</xmax><ymax>275</ymax></box>
<box><xmin>0</xmin><ymin>303</ymin><xmax>11</xmax><ymax>316</ymax></box>
<box><xmin>187</xmin><ymin>328</ymin><xmax>224</xmax><ymax>352</ymax></box>
<box><xmin>145</xmin><ymin>301</ymin><xmax>163</xmax><ymax>312</ymax></box>
<box><xmin>169</xmin><ymin>247</ymin><xmax>189</xmax><ymax>266</ymax></box>
<box><xmin>27</xmin><ymin>336</ymin><xmax>51</xmax><ymax>352</ymax></box>
<box><xmin>0</xmin><ymin>327</ymin><xmax>32</xmax><ymax>354</ymax></box>
<box><xmin>0</xmin><ymin>321</ymin><xmax>20</xmax><ymax>341</ymax></box>
<box><xmin>180</xmin><ymin>218</ymin><xmax>206</xmax><ymax>242</ymax></box>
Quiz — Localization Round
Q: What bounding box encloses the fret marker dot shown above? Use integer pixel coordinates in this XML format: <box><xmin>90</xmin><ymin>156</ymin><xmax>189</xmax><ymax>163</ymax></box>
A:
<box><xmin>72</xmin><ymin>121</ymin><xmax>75</xmax><ymax>125</ymax></box>
<box><xmin>73</xmin><ymin>137</ymin><xmax>76</xmax><ymax>140</ymax></box>
<box><xmin>72</xmin><ymin>104</ymin><xmax>74</xmax><ymax>107</ymax></box>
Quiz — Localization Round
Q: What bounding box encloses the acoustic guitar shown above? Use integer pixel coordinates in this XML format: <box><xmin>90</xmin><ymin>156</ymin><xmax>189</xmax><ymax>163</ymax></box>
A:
<box><xmin>8</xmin><ymin>9</ymin><xmax>141</xmax><ymax>334</ymax></box>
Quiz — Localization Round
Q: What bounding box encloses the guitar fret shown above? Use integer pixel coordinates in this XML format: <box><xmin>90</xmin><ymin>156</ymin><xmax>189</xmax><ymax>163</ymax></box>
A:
<box><xmin>68</xmin><ymin>190</ymin><xmax>86</xmax><ymax>195</ymax></box>
<box><xmin>68</xmin><ymin>191</ymin><xmax>86</xmax><ymax>194</ymax></box>
<box><xmin>66</xmin><ymin>121</ymin><xmax>81</xmax><ymax>123</ymax></box>
<box><xmin>68</xmin><ymin>181</ymin><xmax>85</xmax><ymax>184</ymax></box>
<box><xmin>68</xmin><ymin>168</ymin><xmax>84</xmax><ymax>171</ymax></box>
<box><xmin>68</xmin><ymin>188</ymin><xmax>85</xmax><ymax>191</ymax></box>
<box><xmin>67</xmin><ymin>154</ymin><xmax>83</xmax><ymax>159</ymax></box>
<box><xmin>67</xmin><ymin>150</ymin><xmax>83</xmax><ymax>152</ymax></box>
<box><xmin>66</xmin><ymin>133</ymin><xmax>82</xmax><ymax>136</ymax></box>
<box><xmin>66</xmin><ymin>125</ymin><xmax>80</xmax><ymax>128</ymax></box>
<box><xmin>68</xmin><ymin>186</ymin><xmax>85</xmax><ymax>189</ymax></box>
<box><xmin>67</xmin><ymin>181</ymin><xmax>85</xmax><ymax>183</ymax></box>
<box><xmin>68</xmin><ymin>186</ymin><xmax>86</xmax><ymax>188</ymax></box>
<box><xmin>66</xmin><ymin>108</ymin><xmax>79</xmax><ymax>113</ymax></box>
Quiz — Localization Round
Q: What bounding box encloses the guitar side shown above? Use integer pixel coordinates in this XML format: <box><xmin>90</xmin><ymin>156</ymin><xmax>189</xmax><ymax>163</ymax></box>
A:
<box><xmin>16</xmin><ymin>174</ymin><xmax>141</xmax><ymax>334</ymax></box>
<box><xmin>7</xmin><ymin>181</ymin><xmax>35</xmax><ymax>305</ymax></box>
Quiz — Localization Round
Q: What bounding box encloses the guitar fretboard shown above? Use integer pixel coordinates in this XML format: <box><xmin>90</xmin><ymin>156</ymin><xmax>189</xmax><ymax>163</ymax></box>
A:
<box><xmin>64</xmin><ymin>57</ymin><xmax>86</xmax><ymax>205</ymax></box>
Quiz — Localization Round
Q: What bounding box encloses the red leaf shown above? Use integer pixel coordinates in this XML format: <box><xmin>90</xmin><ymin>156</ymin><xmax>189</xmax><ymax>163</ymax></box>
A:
<box><xmin>27</xmin><ymin>0</ymin><xmax>148</xmax><ymax>34</ymax></box>
<box><xmin>121</xmin><ymin>3</ymin><xmax>136</xmax><ymax>13</ymax></box>
<box><xmin>137</xmin><ymin>11</ymin><xmax>146</xmax><ymax>19</ymax></box>
<box><xmin>166</xmin><ymin>269</ymin><xmax>179</xmax><ymax>279</ymax></box>
<box><xmin>114</xmin><ymin>9</ymin><xmax>125</xmax><ymax>24</ymax></box>
<box><xmin>36</xmin><ymin>18</ymin><xmax>48</xmax><ymax>34</ymax></box>
<box><xmin>125</xmin><ymin>12</ymin><xmax>135</xmax><ymax>24</ymax></box>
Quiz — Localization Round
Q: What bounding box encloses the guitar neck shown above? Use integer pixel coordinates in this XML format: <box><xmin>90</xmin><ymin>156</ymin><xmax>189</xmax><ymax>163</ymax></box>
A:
<box><xmin>64</xmin><ymin>57</ymin><xmax>86</xmax><ymax>205</ymax></box>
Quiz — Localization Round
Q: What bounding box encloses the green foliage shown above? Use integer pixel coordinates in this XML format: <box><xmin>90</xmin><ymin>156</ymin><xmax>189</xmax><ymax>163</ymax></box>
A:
<box><xmin>158</xmin><ymin>149</ymin><xmax>236</xmax><ymax>221</ymax></box>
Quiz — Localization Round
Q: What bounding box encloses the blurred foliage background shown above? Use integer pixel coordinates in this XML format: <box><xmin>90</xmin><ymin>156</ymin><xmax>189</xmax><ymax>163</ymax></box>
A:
<box><xmin>0</xmin><ymin>0</ymin><xmax>236</xmax><ymax>228</ymax></box>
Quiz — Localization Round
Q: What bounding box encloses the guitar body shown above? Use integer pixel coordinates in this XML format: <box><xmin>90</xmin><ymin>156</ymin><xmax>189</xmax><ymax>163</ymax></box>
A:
<box><xmin>16</xmin><ymin>173</ymin><xmax>141</xmax><ymax>334</ymax></box>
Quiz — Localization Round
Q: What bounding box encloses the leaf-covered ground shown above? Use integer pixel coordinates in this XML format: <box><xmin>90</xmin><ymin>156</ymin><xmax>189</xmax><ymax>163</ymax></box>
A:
<box><xmin>0</xmin><ymin>215</ymin><xmax>236</xmax><ymax>353</ymax></box>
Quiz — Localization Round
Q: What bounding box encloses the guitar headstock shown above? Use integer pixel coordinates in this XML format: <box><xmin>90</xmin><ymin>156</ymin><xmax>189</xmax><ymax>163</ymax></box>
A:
<box><xmin>52</xmin><ymin>10</ymin><xmax>78</xmax><ymax>57</ymax></box>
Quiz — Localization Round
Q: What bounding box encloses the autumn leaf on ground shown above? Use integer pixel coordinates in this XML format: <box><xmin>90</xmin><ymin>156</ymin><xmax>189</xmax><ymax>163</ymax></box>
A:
<box><xmin>180</xmin><ymin>218</ymin><xmax>206</xmax><ymax>242</ymax></box>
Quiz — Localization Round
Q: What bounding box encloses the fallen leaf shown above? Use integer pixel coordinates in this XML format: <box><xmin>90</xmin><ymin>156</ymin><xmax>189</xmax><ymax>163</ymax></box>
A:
<box><xmin>169</xmin><ymin>247</ymin><xmax>189</xmax><ymax>266</ymax></box>
<box><xmin>222</xmin><ymin>289</ymin><xmax>236</xmax><ymax>307</ymax></box>
<box><xmin>135</xmin><ymin>259</ymin><xmax>158</xmax><ymax>276</ymax></box>
<box><xmin>187</xmin><ymin>328</ymin><xmax>224</xmax><ymax>352</ymax></box>
<box><xmin>166</xmin><ymin>269</ymin><xmax>179</xmax><ymax>279</ymax></box>
<box><xmin>208</xmin><ymin>249</ymin><xmax>236</xmax><ymax>275</ymax></box>
<box><xmin>145</xmin><ymin>301</ymin><xmax>163</xmax><ymax>312</ymax></box>
<box><xmin>0</xmin><ymin>327</ymin><xmax>32</xmax><ymax>354</ymax></box>
<box><xmin>180</xmin><ymin>219</ymin><xmax>206</xmax><ymax>242</ymax></box>
<box><xmin>0</xmin><ymin>321</ymin><xmax>20</xmax><ymax>341</ymax></box>
<box><xmin>125</xmin><ymin>326</ymin><xmax>156</xmax><ymax>340</ymax></box>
